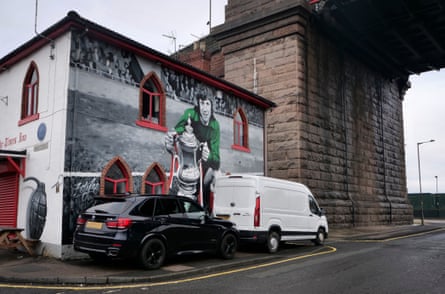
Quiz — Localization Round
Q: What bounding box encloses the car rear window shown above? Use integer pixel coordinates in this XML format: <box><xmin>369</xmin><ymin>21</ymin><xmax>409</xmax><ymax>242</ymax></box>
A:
<box><xmin>87</xmin><ymin>200</ymin><xmax>133</xmax><ymax>214</ymax></box>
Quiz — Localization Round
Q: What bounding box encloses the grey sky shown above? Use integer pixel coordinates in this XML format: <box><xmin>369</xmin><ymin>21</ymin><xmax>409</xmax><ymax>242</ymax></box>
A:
<box><xmin>1</xmin><ymin>0</ymin><xmax>443</xmax><ymax>193</ymax></box>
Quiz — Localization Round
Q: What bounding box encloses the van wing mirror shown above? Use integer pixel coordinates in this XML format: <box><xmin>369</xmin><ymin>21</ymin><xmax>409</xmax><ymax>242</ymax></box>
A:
<box><xmin>319</xmin><ymin>208</ymin><xmax>326</xmax><ymax>216</ymax></box>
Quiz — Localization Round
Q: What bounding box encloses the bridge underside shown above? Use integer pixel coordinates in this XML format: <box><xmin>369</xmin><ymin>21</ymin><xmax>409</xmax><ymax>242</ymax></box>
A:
<box><xmin>315</xmin><ymin>0</ymin><xmax>445</xmax><ymax>78</ymax></box>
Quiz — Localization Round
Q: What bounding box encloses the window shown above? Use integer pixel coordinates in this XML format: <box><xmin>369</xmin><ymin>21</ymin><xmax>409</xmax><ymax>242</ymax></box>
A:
<box><xmin>137</xmin><ymin>199</ymin><xmax>155</xmax><ymax>217</ymax></box>
<box><xmin>19</xmin><ymin>62</ymin><xmax>40</xmax><ymax>125</ymax></box>
<box><xmin>136</xmin><ymin>72</ymin><xmax>167</xmax><ymax>131</ymax></box>
<box><xmin>180</xmin><ymin>199</ymin><xmax>205</xmax><ymax>220</ymax></box>
<box><xmin>308</xmin><ymin>195</ymin><xmax>320</xmax><ymax>214</ymax></box>
<box><xmin>141</xmin><ymin>163</ymin><xmax>167</xmax><ymax>194</ymax></box>
<box><xmin>231</xmin><ymin>108</ymin><xmax>250</xmax><ymax>152</ymax></box>
<box><xmin>101</xmin><ymin>156</ymin><xmax>133</xmax><ymax>195</ymax></box>
<box><xmin>155</xmin><ymin>198</ymin><xmax>182</xmax><ymax>217</ymax></box>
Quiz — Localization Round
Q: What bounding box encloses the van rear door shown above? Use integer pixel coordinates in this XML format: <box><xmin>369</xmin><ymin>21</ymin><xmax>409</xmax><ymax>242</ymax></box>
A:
<box><xmin>214</xmin><ymin>176</ymin><xmax>256</xmax><ymax>230</ymax></box>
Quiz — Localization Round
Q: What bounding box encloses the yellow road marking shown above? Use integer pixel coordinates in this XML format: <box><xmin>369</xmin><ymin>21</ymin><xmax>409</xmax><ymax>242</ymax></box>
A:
<box><xmin>0</xmin><ymin>246</ymin><xmax>336</xmax><ymax>291</ymax></box>
<box><xmin>339</xmin><ymin>227</ymin><xmax>445</xmax><ymax>243</ymax></box>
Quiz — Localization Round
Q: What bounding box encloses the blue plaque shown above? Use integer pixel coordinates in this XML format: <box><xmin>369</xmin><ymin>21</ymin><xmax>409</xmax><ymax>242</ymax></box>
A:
<box><xmin>37</xmin><ymin>123</ymin><xmax>47</xmax><ymax>141</ymax></box>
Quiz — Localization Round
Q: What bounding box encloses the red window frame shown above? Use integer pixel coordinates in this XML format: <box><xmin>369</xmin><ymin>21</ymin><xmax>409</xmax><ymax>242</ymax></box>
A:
<box><xmin>104</xmin><ymin>177</ymin><xmax>129</xmax><ymax>194</ymax></box>
<box><xmin>232</xmin><ymin>108</ymin><xmax>250</xmax><ymax>153</ymax></box>
<box><xmin>142</xmin><ymin>163</ymin><xmax>167</xmax><ymax>194</ymax></box>
<box><xmin>144</xmin><ymin>180</ymin><xmax>164</xmax><ymax>194</ymax></box>
<box><xmin>101</xmin><ymin>157</ymin><xmax>133</xmax><ymax>195</ymax></box>
<box><xmin>19</xmin><ymin>62</ymin><xmax>40</xmax><ymax>126</ymax></box>
<box><xmin>136</xmin><ymin>72</ymin><xmax>167</xmax><ymax>132</ymax></box>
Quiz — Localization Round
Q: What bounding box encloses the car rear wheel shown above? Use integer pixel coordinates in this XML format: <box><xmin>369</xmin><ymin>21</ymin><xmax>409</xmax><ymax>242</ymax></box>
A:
<box><xmin>139</xmin><ymin>238</ymin><xmax>166</xmax><ymax>270</ymax></box>
<box><xmin>219</xmin><ymin>232</ymin><xmax>237</xmax><ymax>259</ymax></box>
<box><xmin>266</xmin><ymin>231</ymin><xmax>280</xmax><ymax>253</ymax></box>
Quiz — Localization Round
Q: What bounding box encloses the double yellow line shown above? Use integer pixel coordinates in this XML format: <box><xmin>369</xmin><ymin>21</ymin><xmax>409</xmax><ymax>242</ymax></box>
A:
<box><xmin>344</xmin><ymin>227</ymin><xmax>445</xmax><ymax>243</ymax></box>
<box><xmin>0</xmin><ymin>246</ymin><xmax>337</xmax><ymax>291</ymax></box>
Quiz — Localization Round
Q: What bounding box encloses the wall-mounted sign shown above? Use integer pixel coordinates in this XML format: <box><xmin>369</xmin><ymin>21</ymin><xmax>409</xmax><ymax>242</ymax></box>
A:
<box><xmin>0</xmin><ymin>132</ymin><xmax>27</xmax><ymax>148</ymax></box>
<box><xmin>37</xmin><ymin>123</ymin><xmax>47</xmax><ymax>141</ymax></box>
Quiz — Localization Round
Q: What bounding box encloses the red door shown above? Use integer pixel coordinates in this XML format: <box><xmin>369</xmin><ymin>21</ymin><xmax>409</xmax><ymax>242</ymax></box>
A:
<box><xmin>0</xmin><ymin>173</ymin><xmax>19</xmax><ymax>227</ymax></box>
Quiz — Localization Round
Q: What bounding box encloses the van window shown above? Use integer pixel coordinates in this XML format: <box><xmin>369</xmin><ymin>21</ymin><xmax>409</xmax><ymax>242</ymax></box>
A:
<box><xmin>308</xmin><ymin>195</ymin><xmax>319</xmax><ymax>214</ymax></box>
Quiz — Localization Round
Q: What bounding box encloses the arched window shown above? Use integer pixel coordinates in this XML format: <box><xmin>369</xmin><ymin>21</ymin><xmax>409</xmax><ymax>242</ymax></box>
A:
<box><xmin>136</xmin><ymin>72</ymin><xmax>167</xmax><ymax>132</ymax></box>
<box><xmin>232</xmin><ymin>108</ymin><xmax>250</xmax><ymax>152</ymax></box>
<box><xmin>100</xmin><ymin>156</ymin><xmax>133</xmax><ymax>195</ymax></box>
<box><xmin>19</xmin><ymin>62</ymin><xmax>40</xmax><ymax>125</ymax></box>
<box><xmin>141</xmin><ymin>163</ymin><xmax>167</xmax><ymax>194</ymax></box>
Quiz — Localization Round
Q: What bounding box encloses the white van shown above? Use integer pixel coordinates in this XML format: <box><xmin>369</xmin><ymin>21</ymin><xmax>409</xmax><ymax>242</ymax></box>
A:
<box><xmin>213</xmin><ymin>174</ymin><xmax>328</xmax><ymax>253</ymax></box>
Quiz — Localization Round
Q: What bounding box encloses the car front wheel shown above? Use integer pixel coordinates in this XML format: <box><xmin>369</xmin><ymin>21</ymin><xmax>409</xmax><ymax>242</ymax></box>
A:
<box><xmin>139</xmin><ymin>238</ymin><xmax>166</xmax><ymax>270</ymax></box>
<box><xmin>219</xmin><ymin>232</ymin><xmax>237</xmax><ymax>259</ymax></box>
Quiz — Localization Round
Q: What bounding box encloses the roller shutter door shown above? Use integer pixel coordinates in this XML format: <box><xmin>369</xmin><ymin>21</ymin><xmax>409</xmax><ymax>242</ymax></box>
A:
<box><xmin>0</xmin><ymin>174</ymin><xmax>19</xmax><ymax>227</ymax></box>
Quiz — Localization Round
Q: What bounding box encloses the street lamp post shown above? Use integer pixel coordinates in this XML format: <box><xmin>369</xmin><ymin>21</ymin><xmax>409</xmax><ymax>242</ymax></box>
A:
<box><xmin>417</xmin><ymin>139</ymin><xmax>435</xmax><ymax>226</ymax></box>
<box><xmin>435</xmin><ymin>176</ymin><xmax>438</xmax><ymax>194</ymax></box>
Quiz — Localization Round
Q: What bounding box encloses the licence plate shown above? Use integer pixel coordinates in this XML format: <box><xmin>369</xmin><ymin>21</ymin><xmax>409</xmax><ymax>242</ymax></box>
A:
<box><xmin>86</xmin><ymin>221</ymin><xmax>103</xmax><ymax>230</ymax></box>
<box><xmin>217</xmin><ymin>215</ymin><xmax>230</xmax><ymax>220</ymax></box>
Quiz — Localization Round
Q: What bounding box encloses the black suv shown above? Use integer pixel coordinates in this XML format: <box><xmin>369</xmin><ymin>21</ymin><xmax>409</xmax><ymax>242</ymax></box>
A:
<box><xmin>73</xmin><ymin>195</ymin><xmax>239</xmax><ymax>269</ymax></box>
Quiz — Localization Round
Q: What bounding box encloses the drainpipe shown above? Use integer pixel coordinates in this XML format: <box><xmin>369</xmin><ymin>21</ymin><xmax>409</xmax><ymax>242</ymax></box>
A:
<box><xmin>34</xmin><ymin>0</ymin><xmax>55</xmax><ymax>59</ymax></box>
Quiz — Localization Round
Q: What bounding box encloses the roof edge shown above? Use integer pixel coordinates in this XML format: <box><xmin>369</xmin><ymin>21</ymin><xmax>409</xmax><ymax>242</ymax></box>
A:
<box><xmin>0</xmin><ymin>11</ymin><xmax>275</xmax><ymax>109</ymax></box>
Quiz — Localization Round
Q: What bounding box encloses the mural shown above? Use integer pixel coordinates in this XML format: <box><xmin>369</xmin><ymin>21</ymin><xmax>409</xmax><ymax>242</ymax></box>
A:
<box><xmin>162</xmin><ymin>67</ymin><xmax>264</xmax><ymax>127</ymax></box>
<box><xmin>62</xmin><ymin>32</ymin><xmax>265</xmax><ymax>244</ymax></box>
<box><xmin>24</xmin><ymin>177</ymin><xmax>47</xmax><ymax>240</ymax></box>
<box><xmin>70</xmin><ymin>31</ymin><xmax>143</xmax><ymax>84</ymax></box>
<box><xmin>62</xmin><ymin>177</ymin><xmax>99</xmax><ymax>244</ymax></box>
<box><xmin>165</xmin><ymin>92</ymin><xmax>220</xmax><ymax>212</ymax></box>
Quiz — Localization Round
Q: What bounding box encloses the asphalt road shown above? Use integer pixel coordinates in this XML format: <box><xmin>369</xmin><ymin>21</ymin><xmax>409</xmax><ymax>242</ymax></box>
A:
<box><xmin>1</xmin><ymin>229</ymin><xmax>444</xmax><ymax>294</ymax></box>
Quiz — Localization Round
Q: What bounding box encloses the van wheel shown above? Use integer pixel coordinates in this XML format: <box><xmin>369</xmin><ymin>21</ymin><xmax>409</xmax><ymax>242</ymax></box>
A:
<box><xmin>313</xmin><ymin>228</ymin><xmax>325</xmax><ymax>246</ymax></box>
<box><xmin>266</xmin><ymin>231</ymin><xmax>280</xmax><ymax>253</ymax></box>
<box><xmin>139</xmin><ymin>238</ymin><xmax>166</xmax><ymax>270</ymax></box>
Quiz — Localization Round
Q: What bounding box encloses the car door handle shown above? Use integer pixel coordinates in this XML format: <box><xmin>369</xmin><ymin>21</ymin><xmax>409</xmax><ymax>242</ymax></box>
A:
<box><xmin>157</xmin><ymin>217</ymin><xmax>169</xmax><ymax>224</ymax></box>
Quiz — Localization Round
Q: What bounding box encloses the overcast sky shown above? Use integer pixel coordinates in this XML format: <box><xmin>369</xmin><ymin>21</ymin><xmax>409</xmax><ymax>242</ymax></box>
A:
<box><xmin>1</xmin><ymin>0</ymin><xmax>444</xmax><ymax>194</ymax></box>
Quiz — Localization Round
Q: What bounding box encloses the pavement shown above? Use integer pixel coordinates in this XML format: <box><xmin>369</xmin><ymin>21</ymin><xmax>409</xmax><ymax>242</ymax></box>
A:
<box><xmin>0</xmin><ymin>219</ymin><xmax>444</xmax><ymax>286</ymax></box>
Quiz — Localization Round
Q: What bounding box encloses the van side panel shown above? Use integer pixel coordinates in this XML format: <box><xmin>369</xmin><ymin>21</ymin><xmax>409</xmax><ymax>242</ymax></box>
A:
<box><xmin>262</xmin><ymin>182</ymin><xmax>310</xmax><ymax>233</ymax></box>
<box><xmin>213</xmin><ymin>175</ymin><xmax>328</xmax><ymax>247</ymax></box>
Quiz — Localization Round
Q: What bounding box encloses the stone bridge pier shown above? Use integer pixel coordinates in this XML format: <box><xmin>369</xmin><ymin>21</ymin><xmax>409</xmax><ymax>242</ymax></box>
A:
<box><xmin>213</xmin><ymin>0</ymin><xmax>413</xmax><ymax>227</ymax></box>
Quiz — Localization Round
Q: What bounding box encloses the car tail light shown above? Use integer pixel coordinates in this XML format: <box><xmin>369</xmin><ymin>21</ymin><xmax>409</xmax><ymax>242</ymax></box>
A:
<box><xmin>254</xmin><ymin>196</ymin><xmax>260</xmax><ymax>227</ymax></box>
<box><xmin>76</xmin><ymin>215</ymin><xmax>86</xmax><ymax>225</ymax></box>
<box><xmin>106</xmin><ymin>218</ymin><xmax>132</xmax><ymax>229</ymax></box>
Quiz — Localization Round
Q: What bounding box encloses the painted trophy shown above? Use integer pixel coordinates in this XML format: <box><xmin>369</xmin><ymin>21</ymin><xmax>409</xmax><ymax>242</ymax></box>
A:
<box><xmin>167</xmin><ymin>115</ymin><xmax>204</xmax><ymax>204</ymax></box>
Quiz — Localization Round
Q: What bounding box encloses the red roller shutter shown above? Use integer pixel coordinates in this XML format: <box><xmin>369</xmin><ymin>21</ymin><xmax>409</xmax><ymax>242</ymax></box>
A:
<box><xmin>0</xmin><ymin>173</ymin><xmax>19</xmax><ymax>227</ymax></box>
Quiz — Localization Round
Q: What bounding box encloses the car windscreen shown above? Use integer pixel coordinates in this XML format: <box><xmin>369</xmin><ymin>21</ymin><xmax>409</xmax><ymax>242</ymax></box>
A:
<box><xmin>86</xmin><ymin>200</ymin><xmax>133</xmax><ymax>214</ymax></box>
